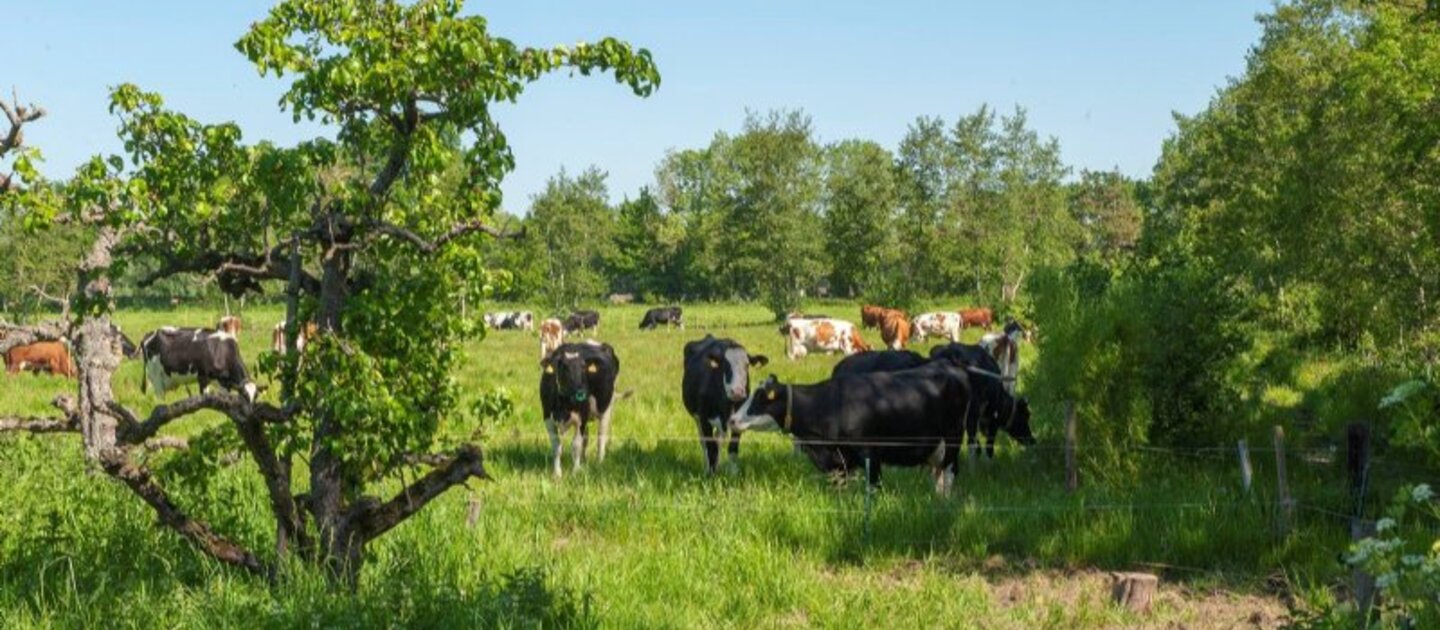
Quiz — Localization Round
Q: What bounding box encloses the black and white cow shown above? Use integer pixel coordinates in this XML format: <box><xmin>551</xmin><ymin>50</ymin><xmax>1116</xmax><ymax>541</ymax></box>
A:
<box><xmin>639</xmin><ymin>306</ymin><xmax>683</xmax><ymax>330</ymax></box>
<box><xmin>539</xmin><ymin>341</ymin><xmax>620</xmax><ymax>477</ymax></box>
<box><xmin>140</xmin><ymin>327</ymin><xmax>258</xmax><ymax>403</ymax></box>
<box><xmin>484</xmin><ymin>311</ymin><xmax>535</xmax><ymax>331</ymax></box>
<box><xmin>563</xmin><ymin>310</ymin><xmax>601</xmax><ymax>334</ymax></box>
<box><xmin>928</xmin><ymin>343</ymin><xmax>1035</xmax><ymax>457</ymax></box>
<box><xmin>681</xmin><ymin>335</ymin><xmax>769</xmax><ymax>474</ymax></box>
<box><xmin>728</xmin><ymin>364</ymin><xmax>978</xmax><ymax>494</ymax></box>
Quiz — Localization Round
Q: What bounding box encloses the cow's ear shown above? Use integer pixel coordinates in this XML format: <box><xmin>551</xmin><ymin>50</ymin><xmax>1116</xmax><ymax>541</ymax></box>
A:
<box><xmin>749</xmin><ymin>354</ymin><xmax>769</xmax><ymax>367</ymax></box>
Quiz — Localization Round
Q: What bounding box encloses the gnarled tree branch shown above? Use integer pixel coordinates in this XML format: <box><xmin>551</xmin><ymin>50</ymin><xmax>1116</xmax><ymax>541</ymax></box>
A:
<box><xmin>351</xmin><ymin>444</ymin><xmax>487</xmax><ymax>541</ymax></box>
<box><xmin>0</xmin><ymin>415</ymin><xmax>78</xmax><ymax>433</ymax></box>
<box><xmin>370</xmin><ymin>219</ymin><xmax>524</xmax><ymax>254</ymax></box>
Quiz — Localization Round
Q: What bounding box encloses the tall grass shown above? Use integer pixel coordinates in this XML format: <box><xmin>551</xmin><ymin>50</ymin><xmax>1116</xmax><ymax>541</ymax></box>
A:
<box><xmin>0</xmin><ymin>303</ymin><xmax>1356</xmax><ymax>627</ymax></box>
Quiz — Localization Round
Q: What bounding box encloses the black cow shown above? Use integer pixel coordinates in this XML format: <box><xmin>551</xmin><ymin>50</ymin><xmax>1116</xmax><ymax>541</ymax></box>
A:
<box><xmin>729</xmin><ymin>364</ymin><xmax>977</xmax><ymax>493</ymax></box>
<box><xmin>539</xmin><ymin>341</ymin><xmax>620</xmax><ymax>477</ymax></box>
<box><xmin>681</xmin><ymin>335</ymin><xmax>768</xmax><ymax>474</ymax></box>
<box><xmin>563</xmin><ymin>310</ymin><xmax>601</xmax><ymax>334</ymax></box>
<box><xmin>830</xmin><ymin>349</ymin><xmax>927</xmax><ymax>377</ymax></box>
<box><xmin>639</xmin><ymin>306</ymin><xmax>683</xmax><ymax>330</ymax></box>
<box><xmin>140</xmin><ymin>327</ymin><xmax>257</xmax><ymax>402</ymax></box>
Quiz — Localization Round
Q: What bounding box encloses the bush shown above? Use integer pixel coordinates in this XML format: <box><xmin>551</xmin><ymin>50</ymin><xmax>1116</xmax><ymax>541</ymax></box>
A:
<box><xmin>1343</xmin><ymin>484</ymin><xmax>1439</xmax><ymax>628</ymax></box>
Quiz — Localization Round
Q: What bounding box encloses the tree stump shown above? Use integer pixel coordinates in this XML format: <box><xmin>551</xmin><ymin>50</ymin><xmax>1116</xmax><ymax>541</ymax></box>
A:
<box><xmin>1110</xmin><ymin>572</ymin><xmax>1159</xmax><ymax>614</ymax></box>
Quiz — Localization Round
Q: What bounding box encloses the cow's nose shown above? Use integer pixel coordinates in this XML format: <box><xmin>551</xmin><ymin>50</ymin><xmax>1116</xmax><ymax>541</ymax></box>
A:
<box><xmin>728</xmin><ymin>389</ymin><xmax>747</xmax><ymax>402</ymax></box>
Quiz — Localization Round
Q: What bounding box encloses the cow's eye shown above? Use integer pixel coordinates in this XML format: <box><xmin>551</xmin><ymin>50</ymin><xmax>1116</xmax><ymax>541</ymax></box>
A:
<box><xmin>708</xmin><ymin>359</ymin><xmax>719</xmax><ymax>369</ymax></box>
<box><xmin>766</xmin><ymin>389</ymin><xmax>776</xmax><ymax>401</ymax></box>
<box><xmin>586</xmin><ymin>363</ymin><xmax>598</xmax><ymax>374</ymax></box>
<box><xmin>544</xmin><ymin>365</ymin><xmax>554</xmax><ymax>374</ymax></box>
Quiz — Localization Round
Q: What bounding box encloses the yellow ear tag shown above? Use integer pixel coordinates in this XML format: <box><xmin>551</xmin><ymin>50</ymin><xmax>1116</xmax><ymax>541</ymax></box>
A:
<box><xmin>766</xmin><ymin>389</ymin><xmax>777</xmax><ymax>401</ymax></box>
<box><xmin>586</xmin><ymin>363</ymin><xmax>598</xmax><ymax>374</ymax></box>
<box><xmin>708</xmin><ymin>359</ymin><xmax>720</xmax><ymax>369</ymax></box>
<box><xmin>544</xmin><ymin>365</ymin><xmax>554</xmax><ymax>374</ymax></box>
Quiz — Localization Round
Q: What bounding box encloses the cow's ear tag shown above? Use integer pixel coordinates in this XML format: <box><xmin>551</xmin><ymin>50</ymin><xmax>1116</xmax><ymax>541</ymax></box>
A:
<box><xmin>766</xmin><ymin>389</ymin><xmax>777</xmax><ymax>401</ymax></box>
<box><xmin>708</xmin><ymin>359</ymin><xmax>719</xmax><ymax>369</ymax></box>
<box><xmin>586</xmin><ymin>363</ymin><xmax>598</xmax><ymax>374</ymax></box>
<box><xmin>544</xmin><ymin>365</ymin><xmax>554</xmax><ymax>374</ymax></box>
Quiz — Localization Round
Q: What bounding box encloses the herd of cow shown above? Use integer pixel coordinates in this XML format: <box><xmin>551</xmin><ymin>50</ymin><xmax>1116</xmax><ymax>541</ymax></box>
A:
<box><xmin>2</xmin><ymin>303</ymin><xmax>1031</xmax><ymax>494</ymax></box>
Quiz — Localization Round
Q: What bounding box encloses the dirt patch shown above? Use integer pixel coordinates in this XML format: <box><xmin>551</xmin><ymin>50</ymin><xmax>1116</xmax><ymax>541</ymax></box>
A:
<box><xmin>985</xmin><ymin>568</ymin><xmax>1290</xmax><ymax>629</ymax></box>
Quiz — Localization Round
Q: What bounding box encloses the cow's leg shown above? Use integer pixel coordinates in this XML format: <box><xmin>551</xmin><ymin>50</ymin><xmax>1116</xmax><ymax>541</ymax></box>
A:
<box><xmin>724</xmin><ymin>429</ymin><xmax>741</xmax><ymax>474</ymax></box>
<box><xmin>571</xmin><ymin>413</ymin><xmax>586</xmax><ymax>473</ymax></box>
<box><xmin>545</xmin><ymin>417</ymin><xmax>564</xmax><ymax>478</ymax></box>
<box><xmin>696</xmin><ymin>420</ymin><xmax>720</xmax><ymax>474</ymax></box>
<box><xmin>597</xmin><ymin>404</ymin><xmax>613</xmax><ymax>463</ymax></box>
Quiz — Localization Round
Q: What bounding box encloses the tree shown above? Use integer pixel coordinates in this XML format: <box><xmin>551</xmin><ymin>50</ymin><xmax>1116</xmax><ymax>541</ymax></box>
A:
<box><xmin>0</xmin><ymin>0</ymin><xmax>658</xmax><ymax>587</ymax></box>
<box><xmin>1069</xmin><ymin>169</ymin><xmax>1142</xmax><ymax>263</ymax></box>
<box><xmin>527</xmin><ymin>167</ymin><xmax>616</xmax><ymax>310</ymax></box>
<box><xmin>823</xmin><ymin>140</ymin><xmax>897</xmax><ymax>298</ymax></box>
<box><xmin>609</xmin><ymin>187</ymin><xmax>686</xmax><ymax>300</ymax></box>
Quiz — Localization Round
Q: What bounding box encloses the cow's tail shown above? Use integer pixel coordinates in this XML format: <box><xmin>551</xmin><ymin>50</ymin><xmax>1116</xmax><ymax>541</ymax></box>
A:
<box><xmin>139</xmin><ymin>334</ymin><xmax>151</xmax><ymax>394</ymax></box>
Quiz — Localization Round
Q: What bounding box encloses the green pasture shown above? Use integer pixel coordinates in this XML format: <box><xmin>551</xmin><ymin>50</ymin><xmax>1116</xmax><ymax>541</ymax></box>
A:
<box><xmin>0</xmin><ymin>303</ymin><xmax>1355</xmax><ymax>627</ymax></box>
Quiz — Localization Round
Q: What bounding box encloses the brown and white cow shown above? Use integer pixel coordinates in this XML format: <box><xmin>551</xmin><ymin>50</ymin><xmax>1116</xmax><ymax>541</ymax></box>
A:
<box><xmin>271</xmin><ymin>321</ymin><xmax>319</xmax><ymax>355</ymax></box>
<box><xmin>958</xmin><ymin>307</ymin><xmax>994</xmax><ymax>331</ymax></box>
<box><xmin>782</xmin><ymin>317</ymin><xmax>869</xmax><ymax>360</ymax></box>
<box><xmin>539</xmin><ymin>318</ymin><xmax>565</xmax><ymax>360</ymax></box>
<box><xmin>979</xmin><ymin>320</ymin><xmax>1028</xmax><ymax>395</ymax></box>
<box><xmin>880</xmin><ymin>311</ymin><xmax>912</xmax><ymax>350</ymax></box>
<box><xmin>218</xmin><ymin>315</ymin><xmax>243</xmax><ymax>337</ymax></box>
<box><xmin>4</xmin><ymin>341</ymin><xmax>76</xmax><ymax>378</ymax></box>
<box><xmin>910</xmin><ymin>312</ymin><xmax>962</xmax><ymax>343</ymax></box>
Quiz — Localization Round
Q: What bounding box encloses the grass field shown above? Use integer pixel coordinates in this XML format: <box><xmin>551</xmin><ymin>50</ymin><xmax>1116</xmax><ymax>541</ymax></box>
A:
<box><xmin>0</xmin><ymin>303</ymin><xmax>1358</xmax><ymax>627</ymax></box>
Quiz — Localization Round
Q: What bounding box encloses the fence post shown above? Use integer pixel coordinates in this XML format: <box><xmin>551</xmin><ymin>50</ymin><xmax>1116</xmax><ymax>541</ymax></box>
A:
<box><xmin>1065</xmin><ymin>401</ymin><xmax>1078</xmax><ymax>493</ymax></box>
<box><xmin>1272</xmin><ymin>425</ymin><xmax>1293</xmax><ymax>535</ymax></box>
<box><xmin>1237</xmin><ymin>439</ymin><xmax>1253</xmax><ymax>495</ymax></box>
<box><xmin>1350</xmin><ymin>517</ymin><xmax>1378</xmax><ymax>623</ymax></box>
<box><xmin>863</xmin><ymin>458</ymin><xmax>874</xmax><ymax>545</ymax></box>
<box><xmin>1346</xmin><ymin>422</ymin><xmax>1371</xmax><ymax>515</ymax></box>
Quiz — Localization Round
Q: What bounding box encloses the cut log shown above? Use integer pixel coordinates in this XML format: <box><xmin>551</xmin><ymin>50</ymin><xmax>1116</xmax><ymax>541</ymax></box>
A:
<box><xmin>1110</xmin><ymin>572</ymin><xmax>1159</xmax><ymax>614</ymax></box>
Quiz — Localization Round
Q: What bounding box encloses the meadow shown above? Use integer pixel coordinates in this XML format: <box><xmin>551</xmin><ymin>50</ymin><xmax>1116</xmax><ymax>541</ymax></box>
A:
<box><xmin>0</xmin><ymin>303</ymin><xmax>1358</xmax><ymax>628</ymax></box>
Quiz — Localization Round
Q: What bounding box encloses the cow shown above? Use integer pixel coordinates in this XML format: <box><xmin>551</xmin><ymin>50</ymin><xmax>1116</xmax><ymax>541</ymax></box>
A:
<box><xmin>782</xmin><ymin>318</ymin><xmax>869</xmax><ymax>360</ymax></box>
<box><xmin>539</xmin><ymin>318</ymin><xmax>565</xmax><ymax>360</ymax></box>
<box><xmin>539</xmin><ymin>341</ymin><xmax>620</xmax><ymax>478</ymax></box>
<box><xmin>681</xmin><ymin>335</ymin><xmax>769</xmax><ymax>474</ymax></box>
<box><xmin>639</xmin><ymin>306</ymin><xmax>683</xmax><ymax>330</ymax></box>
<box><xmin>108</xmin><ymin>323</ymin><xmax>139</xmax><ymax>358</ymax></box>
<box><xmin>563</xmin><ymin>310</ymin><xmax>601</xmax><ymax>334</ymax></box>
<box><xmin>484</xmin><ymin>311</ymin><xmax>535</xmax><ymax>331</ymax></box>
<box><xmin>860</xmin><ymin>304</ymin><xmax>893</xmax><ymax>329</ymax></box>
<box><xmin>958</xmin><ymin>307</ymin><xmax>994</xmax><ymax>331</ymax></box>
<box><xmin>728</xmin><ymin>365</ymin><xmax>979</xmax><ymax>494</ymax></box>
<box><xmin>270</xmin><ymin>321</ymin><xmax>318</xmax><ymax>355</ymax></box>
<box><xmin>930</xmin><ymin>342</ymin><xmax>1034</xmax><ymax>457</ymax></box>
<box><xmin>880</xmin><ymin>310</ymin><xmax>912</xmax><ymax>350</ymax></box>
<box><xmin>910</xmin><ymin>311</ymin><xmax>963</xmax><ymax>343</ymax></box>
<box><xmin>140</xmin><ymin>327</ymin><xmax>258</xmax><ymax>403</ymax></box>
<box><xmin>218</xmin><ymin>315</ymin><xmax>243</xmax><ymax>337</ymax></box>
<box><xmin>4</xmin><ymin>341</ymin><xmax>76</xmax><ymax>378</ymax></box>
<box><xmin>979</xmin><ymin>320</ymin><xmax>1028</xmax><ymax>396</ymax></box>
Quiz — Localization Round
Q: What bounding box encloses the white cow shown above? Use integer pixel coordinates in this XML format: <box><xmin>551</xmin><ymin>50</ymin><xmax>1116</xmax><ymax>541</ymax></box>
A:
<box><xmin>781</xmin><ymin>318</ymin><xmax>869</xmax><ymax>360</ymax></box>
<box><xmin>979</xmin><ymin>320</ymin><xmax>1027</xmax><ymax>395</ymax></box>
<box><xmin>910</xmin><ymin>312</ymin><xmax>962</xmax><ymax>343</ymax></box>
<box><xmin>539</xmin><ymin>318</ymin><xmax>565</xmax><ymax>360</ymax></box>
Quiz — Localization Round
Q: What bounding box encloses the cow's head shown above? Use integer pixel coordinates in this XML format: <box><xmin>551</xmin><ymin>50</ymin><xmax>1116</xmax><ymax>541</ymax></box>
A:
<box><xmin>542</xmin><ymin>349</ymin><xmax>601</xmax><ymax>403</ymax></box>
<box><xmin>729</xmin><ymin>374</ymin><xmax>788</xmax><ymax>433</ymax></box>
<box><xmin>1002</xmin><ymin>398</ymin><xmax>1036</xmax><ymax>446</ymax></box>
<box><xmin>1004</xmin><ymin>320</ymin><xmax>1029</xmax><ymax>343</ymax></box>
<box><xmin>242</xmin><ymin>380</ymin><xmax>259</xmax><ymax>404</ymax></box>
<box><xmin>704</xmin><ymin>343</ymin><xmax>769</xmax><ymax>403</ymax></box>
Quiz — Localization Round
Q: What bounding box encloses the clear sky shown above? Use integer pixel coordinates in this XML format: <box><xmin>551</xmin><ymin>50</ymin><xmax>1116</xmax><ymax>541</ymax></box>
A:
<box><xmin>8</xmin><ymin>1</ymin><xmax>1268</xmax><ymax>213</ymax></box>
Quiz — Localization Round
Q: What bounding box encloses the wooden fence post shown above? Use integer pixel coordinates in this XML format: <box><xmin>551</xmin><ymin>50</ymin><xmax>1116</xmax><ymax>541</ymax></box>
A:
<box><xmin>1346</xmin><ymin>422</ymin><xmax>1371</xmax><ymax>515</ymax></box>
<box><xmin>1272</xmin><ymin>426</ymin><xmax>1292</xmax><ymax>535</ymax></box>
<box><xmin>1065</xmin><ymin>401</ymin><xmax>1078</xmax><ymax>493</ymax></box>
<box><xmin>1350</xmin><ymin>517</ymin><xmax>1378</xmax><ymax>622</ymax></box>
<box><xmin>1237</xmin><ymin>439</ymin><xmax>1253</xmax><ymax>495</ymax></box>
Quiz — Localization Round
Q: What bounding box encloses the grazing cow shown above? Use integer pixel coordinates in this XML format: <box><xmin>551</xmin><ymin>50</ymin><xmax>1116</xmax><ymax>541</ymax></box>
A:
<box><xmin>958</xmin><ymin>307</ymin><xmax>994</xmax><ymax>331</ymax></box>
<box><xmin>782</xmin><ymin>318</ymin><xmax>869</xmax><ymax>360</ymax></box>
<box><xmin>729</xmin><ymin>365</ymin><xmax>978</xmax><ymax>494</ymax></box>
<box><xmin>218</xmin><ymin>315</ymin><xmax>243</xmax><ymax>337</ymax></box>
<box><xmin>979</xmin><ymin>320</ymin><xmax>1027</xmax><ymax>396</ymax></box>
<box><xmin>141</xmin><ymin>327</ymin><xmax>258</xmax><ymax>403</ymax></box>
<box><xmin>681</xmin><ymin>335</ymin><xmax>769</xmax><ymax>474</ymax></box>
<box><xmin>563</xmin><ymin>310</ymin><xmax>601</xmax><ymax>334</ymax></box>
<box><xmin>484</xmin><ymin>311</ymin><xmax>535</xmax><ymax>331</ymax></box>
<box><xmin>930</xmin><ymin>342</ymin><xmax>1035</xmax><ymax>457</ymax></box>
<box><xmin>639</xmin><ymin>306</ymin><xmax>684</xmax><ymax>330</ymax></box>
<box><xmin>539</xmin><ymin>318</ymin><xmax>565</xmax><ymax>360</ymax></box>
<box><xmin>4</xmin><ymin>341</ymin><xmax>76</xmax><ymax>378</ymax></box>
<box><xmin>271</xmin><ymin>321</ymin><xmax>318</xmax><ymax>355</ymax></box>
<box><xmin>860</xmin><ymin>304</ymin><xmax>890</xmax><ymax>329</ymax></box>
<box><xmin>539</xmin><ymin>341</ymin><xmax>620</xmax><ymax>477</ymax></box>
<box><xmin>880</xmin><ymin>310</ymin><xmax>912</xmax><ymax>350</ymax></box>
<box><xmin>910</xmin><ymin>311</ymin><xmax>963</xmax><ymax>343</ymax></box>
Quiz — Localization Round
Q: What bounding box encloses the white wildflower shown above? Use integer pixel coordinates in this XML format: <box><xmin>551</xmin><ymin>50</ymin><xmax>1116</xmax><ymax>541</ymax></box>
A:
<box><xmin>1376</xmin><ymin>572</ymin><xmax>1398</xmax><ymax>589</ymax></box>
<box><xmin>1403</xmin><ymin>554</ymin><xmax>1424</xmax><ymax>567</ymax></box>
<box><xmin>1376</xmin><ymin>517</ymin><xmax>1396</xmax><ymax>532</ymax></box>
<box><xmin>1412</xmin><ymin>484</ymin><xmax>1434</xmax><ymax>503</ymax></box>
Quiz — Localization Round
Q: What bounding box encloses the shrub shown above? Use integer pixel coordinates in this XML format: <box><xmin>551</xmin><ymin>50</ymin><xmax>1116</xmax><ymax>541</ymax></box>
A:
<box><xmin>1343</xmin><ymin>484</ymin><xmax>1440</xmax><ymax>628</ymax></box>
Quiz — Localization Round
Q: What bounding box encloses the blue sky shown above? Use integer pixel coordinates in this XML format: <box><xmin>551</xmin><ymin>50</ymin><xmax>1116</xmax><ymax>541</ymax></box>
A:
<box><xmin>8</xmin><ymin>1</ymin><xmax>1268</xmax><ymax>212</ymax></box>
